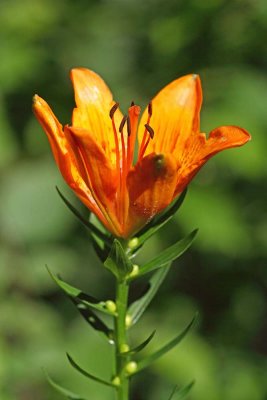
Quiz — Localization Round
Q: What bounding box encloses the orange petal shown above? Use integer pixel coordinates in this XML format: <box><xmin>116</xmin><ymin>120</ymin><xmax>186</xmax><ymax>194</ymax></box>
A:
<box><xmin>125</xmin><ymin>153</ymin><xmax>178</xmax><ymax>236</ymax></box>
<box><xmin>66</xmin><ymin>126</ymin><xmax>121</xmax><ymax>235</ymax></box>
<box><xmin>70</xmin><ymin>68</ymin><xmax>123</xmax><ymax>165</ymax></box>
<box><xmin>175</xmin><ymin>125</ymin><xmax>251</xmax><ymax>195</ymax></box>
<box><xmin>138</xmin><ymin>74</ymin><xmax>202</xmax><ymax>156</ymax></box>
<box><xmin>32</xmin><ymin>95</ymin><xmax>104</xmax><ymax>221</ymax></box>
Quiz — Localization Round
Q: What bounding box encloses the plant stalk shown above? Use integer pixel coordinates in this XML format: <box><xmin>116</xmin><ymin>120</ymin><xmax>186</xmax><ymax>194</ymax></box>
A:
<box><xmin>114</xmin><ymin>279</ymin><xmax>130</xmax><ymax>400</ymax></box>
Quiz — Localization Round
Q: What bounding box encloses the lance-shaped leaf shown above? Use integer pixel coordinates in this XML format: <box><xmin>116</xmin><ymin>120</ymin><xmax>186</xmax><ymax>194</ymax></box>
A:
<box><xmin>89</xmin><ymin>213</ymin><xmax>112</xmax><ymax>261</ymax></box>
<box><xmin>72</xmin><ymin>299</ymin><xmax>112</xmax><ymax>339</ymax></box>
<box><xmin>91</xmin><ymin>233</ymin><xmax>111</xmax><ymax>262</ymax></box>
<box><xmin>168</xmin><ymin>381</ymin><xmax>195</xmax><ymax>400</ymax></box>
<box><xmin>124</xmin><ymin>330</ymin><xmax>156</xmax><ymax>355</ymax></box>
<box><xmin>128</xmin><ymin>265</ymin><xmax>171</xmax><ymax>325</ymax></box>
<box><xmin>66</xmin><ymin>354</ymin><xmax>116</xmax><ymax>388</ymax></box>
<box><xmin>104</xmin><ymin>239</ymin><xmax>133</xmax><ymax>281</ymax></box>
<box><xmin>136</xmin><ymin>230</ymin><xmax>198</xmax><ymax>278</ymax></box>
<box><xmin>47</xmin><ymin>267</ymin><xmax>114</xmax><ymax>316</ymax></box>
<box><xmin>131</xmin><ymin>189</ymin><xmax>187</xmax><ymax>254</ymax></box>
<box><xmin>44</xmin><ymin>369</ymin><xmax>88</xmax><ymax>400</ymax></box>
<box><xmin>133</xmin><ymin>314</ymin><xmax>198</xmax><ymax>374</ymax></box>
<box><xmin>56</xmin><ymin>187</ymin><xmax>111</xmax><ymax>246</ymax></box>
<box><xmin>47</xmin><ymin>267</ymin><xmax>111</xmax><ymax>338</ymax></box>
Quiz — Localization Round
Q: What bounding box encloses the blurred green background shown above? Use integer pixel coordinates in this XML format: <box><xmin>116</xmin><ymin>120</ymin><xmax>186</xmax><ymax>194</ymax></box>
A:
<box><xmin>1</xmin><ymin>0</ymin><xmax>267</xmax><ymax>399</ymax></box>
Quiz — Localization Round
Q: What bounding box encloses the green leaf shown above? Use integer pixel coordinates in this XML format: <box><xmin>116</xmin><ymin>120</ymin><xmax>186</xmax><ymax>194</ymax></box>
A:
<box><xmin>72</xmin><ymin>299</ymin><xmax>112</xmax><ymax>339</ymax></box>
<box><xmin>134</xmin><ymin>314</ymin><xmax>198</xmax><ymax>374</ymax></box>
<box><xmin>91</xmin><ymin>233</ymin><xmax>108</xmax><ymax>262</ymax></box>
<box><xmin>66</xmin><ymin>354</ymin><xmax>116</xmax><ymax>388</ymax></box>
<box><xmin>89</xmin><ymin>213</ymin><xmax>111</xmax><ymax>261</ymax></box>
<box><xmin>44</xmin><ymin>369</ymin><xmax>87</xmax><ymax>400</ymax></box>
<box><xmin>128</xmin><ymin>265</ymin><xmax>171</xmax><ymax>325</ymax></box>
<box><xmin>104</xmin><ymin>239</ymin><xmax>133</xmax><ymax>281</ymax></box>
<box><xmin>125</xmin><ymin>330</ymin><xmax>156</xmax><ymax>355</ymax></box>
<box><xmin>168</xmin><ymin>381</ymin><xmax>195</xmax><ymax>400</ymax></box>
<box><xmin>132</xmin><ymin>189</ymin><xmax>187</xmax><ymax>253</ymax></box>
<box><xmin>47</xmin><ymin>266</ymin><xmax>114</xmax><ymax>316</ymax></box>
<box><xmin>56</xmin><ymin>187</ymin><xmax>111</xmax><ymax>246</ymax></box>
<box><xmin>136</xmin><ymin>230</ymin><xmax>198</xmax><ymax>278</ymax></box>
<box><xmin>47</xmin><ymin>266</ymin><xmax>112</xmax><ymax>338</ymax></box>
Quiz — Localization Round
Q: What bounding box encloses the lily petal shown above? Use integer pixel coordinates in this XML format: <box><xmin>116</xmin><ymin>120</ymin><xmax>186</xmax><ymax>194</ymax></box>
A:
<box><xmin>175</xmin><ymin>125</ymin><xmax>251</xmax><ymax>195</ymax></box>
<box><xmin>70</xmin><ymin>68</ymin><xmax>123</xmax><ymax>165</ymax></box>
<box><xmin>126</xmin><ymin>153</ymin><xmax>178</xmax><ymax>236</ymax></box>
<box><xmin>138</xmin><ymin>74</ymin><xmax>202</xmax><ymax>156</ymax></box>
<box><xmin>33</xmin><ymin>95</ymin><xmax>104</xmax><ymax>221</ymax></box>
<box><xmin>66</xmin><ymin>126</ymin><xmax>121</xmax><ymax>236</ymax></box>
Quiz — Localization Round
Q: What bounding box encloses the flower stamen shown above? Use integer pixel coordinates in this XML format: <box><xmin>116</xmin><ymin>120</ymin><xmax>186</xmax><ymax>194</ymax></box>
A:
<box><xmin>145</xmin><ymin>123</ymin><xmax>154</xmax><ymax>139</ymax></box>
<box><xmin>109</xmin><ymin>102</ymin><xmax>120</xmax><ymax>119</ymax></box>
<box><xmin>109</xmin><ymin>102</ymin><xmax>120</xmax><ymax>178</ymax></box>
<box><xmin>138</xmin><ymin>101</ymin><xmax>153</xmax><ymax>160</ymax></box>
<box><xmin>139</xmin><ymin>123</ymin><xmax>154</xmax><ymax>160</ymax></box>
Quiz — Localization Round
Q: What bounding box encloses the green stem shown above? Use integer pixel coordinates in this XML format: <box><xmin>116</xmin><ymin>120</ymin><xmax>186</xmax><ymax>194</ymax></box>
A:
<box><xmin>114</xmin><ymin>279</ymin><xmax>130</xmax><ymax>400</ymax></box>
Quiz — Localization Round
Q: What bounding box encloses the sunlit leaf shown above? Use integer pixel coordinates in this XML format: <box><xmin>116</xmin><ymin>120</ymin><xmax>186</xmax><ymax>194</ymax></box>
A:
<box><xmin>47</xmin><ymin>266</ymin><xmax>112</xmax><ymax>338</ymax></box>
<box><xmin>128</xmin><ymin>265</ymin><xmax>171</xmax><ymax>325</ymax></box>
<box><xmin>134</xmin><ymin>314</ymin><xmax>198</xmax><ymax>373</ymax></box>
<box><xmin>72</xmin><ymin>299</ymin><xmax>112</xmax><ymax>339</ymax></box>
<box><xmin>66</xmin><ymin>354</ymin><xmax>116</xmax><ymax>388</ymax></box>
<box><xmin>135</xmin><ymin>230</ymin><xmax>198</xmax><ymax>278</ymax></box>
<box><xmin>47</xmin><ymin>266</ymin><xmax>113</xmax><ymax>316</ymax></box>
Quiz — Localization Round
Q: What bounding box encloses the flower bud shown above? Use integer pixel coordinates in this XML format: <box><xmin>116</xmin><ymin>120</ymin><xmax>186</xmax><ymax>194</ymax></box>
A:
<box><xmin>120</xmin><ymin>344</ymin><xmax>130</xmax><ymax>353</ymax></box>
<box><xmin>129</xmin><ymin>264</ymin><xmax>139</xmax><ymax>278</ymax></box>
<box><xmin>105</xmin><ymin>300</ymin><xmax>117</xmax><ymax>313</ymax></box>
<box><xmin>125</xmin><ymin>361</ymin><xmax>137</xmax><ymax>374</ymax></box>
<box><xmin>128</xmin><ymin>237</ymin><xmax>139</xmax><ymax>249</ymax></box>
<box><xmin>125</xmin><ymin>314</ymin><xmax>132</xmax><ymax>328</ymax></box>
<box><xmin>112</xmin><ymin>376</ymin><xmax>121</xmax><ymax>386</ymax></box>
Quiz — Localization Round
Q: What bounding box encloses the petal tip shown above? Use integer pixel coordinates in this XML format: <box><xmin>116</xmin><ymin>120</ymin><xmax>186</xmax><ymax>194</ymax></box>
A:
<box><xmin>32</xmin><ymin>94</ymin><xmax>46</xmax><ymax>112</ymax></box>
<box><xmin>32</xmin><ymin>94</ymin><xmax>41</xmax><ymax>105</ymax></box>
<box><xmin>231</xmin><ymin>126</ymin><xmax>252</xmax><ymax>144</ymax></box>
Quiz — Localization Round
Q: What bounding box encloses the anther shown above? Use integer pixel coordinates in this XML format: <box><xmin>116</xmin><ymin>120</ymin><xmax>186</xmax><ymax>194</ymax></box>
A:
<box><xmin>126</xmin><ymin>116</ymin><xmax>131</xmax><ymax>137</ymax></box>
<box><xmin>119</xmin><ymin>115</ymin><xmax>128</xmax><ymax>133</ymax></box>
<box><xmin>148</xmin><ymin>101</ymin><xmax>153</xmax><ymax>117</ymax></box>
<box><xmin>131</xmin><ymin>101</ymin><xmax>135</xmax><ymax>106</ymax></box>
<box><xmin>144</xmin><ymin>123</ymin><xmax>154</xmax><ymax>139</ymax></box>
<box><xmin>109</xmin><ymin>102</ymin><xmax>120</xmax><ymax>119</ymax></box>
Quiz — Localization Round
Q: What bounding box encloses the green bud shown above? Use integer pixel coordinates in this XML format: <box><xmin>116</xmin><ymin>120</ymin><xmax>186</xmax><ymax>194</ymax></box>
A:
<box><xmin>112</xmin><ymin>376</ymin><xmax>121</xmax><ymax>386</ymax></box>
<box><xmin>128</xmin><ymin>237</ymin><xmax>139</xmax><ymax>249</ymax></box>
<box><xmin>125</xmin><ymin>361</ymin><xmax>137</xmax><ymax>374</ymax></box>
<box><xmin>105</xmin><ymin>300</ymin><xmax>117</xmax><ymax>313</ymax></box>
<box><xmin>129</xmin><ymin>264</ymin><xmax>139</xmax><ymax>278</ymax></box>
<box><xmin>120</xmin><ymin>343</ymin><xmax>130</xmax><ymax>353</ymax></box>
<box><xmin>125</xmin><ymin>314</ymin><xmax>132</xmax><ymax>328</ymax></box>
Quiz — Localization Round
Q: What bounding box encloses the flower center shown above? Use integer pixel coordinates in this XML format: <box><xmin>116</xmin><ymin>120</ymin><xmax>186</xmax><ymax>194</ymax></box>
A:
<box><xmin>109</xmin><ymin>101</ymin><xmax>154</xmax><ymax>228</ymax></box>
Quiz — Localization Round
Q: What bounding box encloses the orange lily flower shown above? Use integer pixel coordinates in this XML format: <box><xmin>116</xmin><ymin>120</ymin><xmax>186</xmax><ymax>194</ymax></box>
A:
<box><xmin>33</xmin><ymin>68</ymin><xmax>251</xmax><ymax>238</ymax></box>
